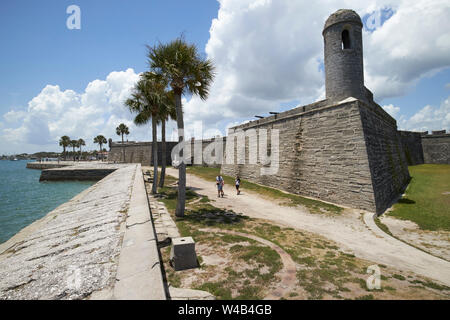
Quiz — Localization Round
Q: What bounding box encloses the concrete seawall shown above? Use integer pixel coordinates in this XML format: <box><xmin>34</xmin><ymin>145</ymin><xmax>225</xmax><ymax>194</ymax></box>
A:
<box><xmin>37</xmin><ymin>162</ymin><xmax>131</xmax><ymax>181</ymax></box>
<box><xmin>0</xmin><ymin>163</ymin><xmax>166</xmax><ymax>300</ymax></box>
<box><xmin>26</xmin><ymin>161</ymin><xmax>77</xmax><ymax>170</ymax></box>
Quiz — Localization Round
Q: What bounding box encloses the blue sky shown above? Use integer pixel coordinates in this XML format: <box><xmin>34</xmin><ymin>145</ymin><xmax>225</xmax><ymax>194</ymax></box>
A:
<box><xmin>0</xmin><ymin>0</ymin><xmax>218</xmax><ymax>113</ymax></box>
<box><xmin>0</xmin><ymin>0</ymin><xmax>449</xmax><ymax>154</ymax></box>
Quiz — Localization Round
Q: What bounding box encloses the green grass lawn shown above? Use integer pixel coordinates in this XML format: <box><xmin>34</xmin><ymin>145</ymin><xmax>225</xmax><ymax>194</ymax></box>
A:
<box><xmin>387</xmin><ymin>164</ymin><xmax>450</xmax><ymax>231</ymax></box>
<box><xmin>187</xmin><ymin>166</ymin><xmax>342</xmax><ymax>215</ymax></box>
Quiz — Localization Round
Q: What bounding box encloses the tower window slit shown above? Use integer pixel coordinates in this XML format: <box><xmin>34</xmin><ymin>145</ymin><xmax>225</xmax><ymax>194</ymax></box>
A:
<box><xmin>342</xmin><ymin>29</ymin><xmax>351</xmax><ymax>49</ymax></box>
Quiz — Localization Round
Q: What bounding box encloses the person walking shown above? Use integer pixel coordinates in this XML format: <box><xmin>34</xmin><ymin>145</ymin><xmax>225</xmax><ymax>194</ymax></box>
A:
<box><xmin>235</xmin><ymin>176</ymin><xmax>241</xmax><ymax>195</ymax></box>
<box><xmin>216</xmin><ymin>175</ymin><xmax>224</xmax><ymax>198</ymax></box>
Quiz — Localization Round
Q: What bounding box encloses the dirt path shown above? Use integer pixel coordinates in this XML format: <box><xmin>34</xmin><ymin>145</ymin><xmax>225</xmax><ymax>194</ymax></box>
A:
<box><xmin>166</xmin><ymin>168</ymin><xmax>450</xmax><ymax>287</ymax></box>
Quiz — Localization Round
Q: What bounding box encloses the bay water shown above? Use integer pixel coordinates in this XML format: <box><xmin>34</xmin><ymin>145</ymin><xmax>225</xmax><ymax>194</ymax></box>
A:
<box><xmin>0</xmin><ymin>160</ymin><xmax>94</xmax><ymax>244</ymax></box>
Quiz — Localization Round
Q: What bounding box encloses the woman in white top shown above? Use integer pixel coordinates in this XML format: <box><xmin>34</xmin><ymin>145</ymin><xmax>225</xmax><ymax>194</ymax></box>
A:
<box><xmin>235</xmin><ymin>176</ymin><xmax>241</xmax><ymax>195</ymax></box>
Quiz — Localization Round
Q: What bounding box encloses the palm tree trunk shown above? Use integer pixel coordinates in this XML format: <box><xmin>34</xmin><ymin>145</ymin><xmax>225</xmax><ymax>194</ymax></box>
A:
<box><xmin>99</xmin><ymin>144</ymin><xmax>102</xmax><ymax>161</ymax></box>
<box><xmin>159</xmin><ymin>119</ymin><xmax>166</xmax><ymax>188</ymax></box>
<box><xmin>121</xmin><ymin>133</ymin><xmax>125</xmax><ymax>163</ymax></box>
<box><xmin>63</xmin><ymin>147</ymin><xmax>66</xmax><ymax>161</ymax></box>
<box><xmin>174</xmin><ymin>92</ymin><xmax>186</xmax><ymax>217</ymax></box>
<box><xmin>152</xmin><ymin>117</ymin><xmax>158</xmax><ymax>194</ymax></box>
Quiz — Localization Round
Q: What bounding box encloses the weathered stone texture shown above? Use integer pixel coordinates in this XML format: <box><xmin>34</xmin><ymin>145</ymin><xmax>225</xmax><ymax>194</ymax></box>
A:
<box><xmin>398</xmin><ymin>131</ymin><xmax>425</xmax><ymax>165</ymax></box>
<box><xmin>222</xmin><ymin>100</ymin><xmax>380</xmax><ymax>212</ymax></box>
<box><xmin>421</xmin><ymin>132</ymin><xmax>450</xmax><ymax>164</ymax></box>
<box><xmin>358</xmin><ymin>101</ymin><xmax>410</xmax><ymax>213</ymax></box>
<box><xmin>109</xmin><ymin>141</ymin><xmax>177</xmax><ymax>166</ymax></box>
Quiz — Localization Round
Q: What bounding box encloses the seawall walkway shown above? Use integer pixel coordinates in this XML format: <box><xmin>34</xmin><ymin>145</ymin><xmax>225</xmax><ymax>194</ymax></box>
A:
<box><xmin>0</xmin><ymin>163</ymin><xmax>165</xmax><ymax>300</ymax></box>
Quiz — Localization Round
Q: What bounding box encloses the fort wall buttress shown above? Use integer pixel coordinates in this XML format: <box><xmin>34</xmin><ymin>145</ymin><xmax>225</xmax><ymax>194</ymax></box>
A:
<box><xmin>358</xmin><ymin>101</ymin><xmax>410</xmax><ymax>213</ymax></box>
<box><xmin>222</xmin><ymin>100</ymin><xmax>378</xmax><ymax>212</ymax></box>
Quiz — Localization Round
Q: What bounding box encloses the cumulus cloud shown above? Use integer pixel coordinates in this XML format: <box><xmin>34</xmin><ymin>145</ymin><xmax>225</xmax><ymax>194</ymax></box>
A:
<box><xmin>364</xmin><ymin>0</ymin><xmax>450</xmax><ymax>100</ymax></box>
<box><xmin>382</xmin><ymin>104</ymin><xmax>400</xmax><ymax>118</ymax></box>
<box><xmin>398</xmin><ymin>96</ymin><xmax>450</xmax><ymax>132</ymax></box>
<box><xmin>184</xmin><ymin>0</ymin><xmax>450</xmax><ymax>134</ymax></box>
<box><xmin>0</xmin><ymin>69</ymin><xmax>157</xmax><ymax>153</ymax></box>
<box><xmin>3</xmin><ymin>110</ymin><xmax>27</xmax><ymax>123</ymax></box>
<box><xmin>2</xmin><ymin>0</ymin><xmax>450</xmax><ymax>152</ymax></box>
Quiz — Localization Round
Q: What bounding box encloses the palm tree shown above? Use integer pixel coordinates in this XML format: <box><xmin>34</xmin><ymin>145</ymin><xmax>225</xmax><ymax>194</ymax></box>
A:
<box><xmin>93</xmin><ymin>135</ymin><xmax>107</xmax><ymax>160</ymax></box>
<box><xmin>147</xmin><ymin>37</ymin><xmax>215</xmax><ymax>216</ymax></box>
<box><xmin>69</xmin><ymin>140</ymin><xmax>78</xmax><ymax>161</ymax></box>
<box><xmin>59</xmin><ymin>136</ymin><xmax>71</xmax><ymax>160</ymax></box>
<box><xmin>77</xmin><ymin>138</ymin><xmax>85</xmax><ymax>161</ymax></box>
<box><xmin>116</xmin><ymin>123</ymin><xmax>129</xmax><ymax>162</ymax></box>
<box><xmin>125</xmin><ymin>72</ymin><xmax>168</xmax><ymax>194</ymax></box>
<box><xmin>158</xmin><ymin>91</ymin><xmax>176</xmax><ymax>188</ymax></box>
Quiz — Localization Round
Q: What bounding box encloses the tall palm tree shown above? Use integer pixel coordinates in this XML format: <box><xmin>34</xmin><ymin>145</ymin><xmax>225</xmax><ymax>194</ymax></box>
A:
<box><xmin>93</xmin><ymin>135</ymin><xmax>107</xmax><ymax>160</ymax></box>
<box><xmin>69</xmin><ymin>140</ymin><xmax>78</xmax><ymax>161</ymax></box>
<box><xmin>59</xmin><ymin>135</ymin><xmax>71</xmax><ymax>160</ymax></box>
<box><xmin>116</xmin><ymin>123</ymin><xmax>129</xmax><ymax>162</ymax></box>
<box><xmin>158</xmin><ymin>91</ymin><xmax>176</xmax><ymax>188</ymax></box>
<box><xmin>77</xmin><ymin>138</ymin><xmax>85</xmax><ymax>161</ymax></box>
<box><xmin>125</xmin><ymin>72</ymin><xmax>168</xmax><ymax>194</ymax></box>
<box><xmin>147</xmin><ymin>37</ymin><xmax>215</xmax><ymax>217</ymax></box>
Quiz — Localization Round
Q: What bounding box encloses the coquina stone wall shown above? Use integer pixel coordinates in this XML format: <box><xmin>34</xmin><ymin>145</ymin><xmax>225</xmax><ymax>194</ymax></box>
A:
<box><xmin>421</xmin><ymin>131</ymin><xmax>450</xmax><ymax>164</ymax></box>
<box><xmin>221</xmin><ymin>98</ymin><xmax>411</xmax><ymax>214</ymax></box>
<box><xmin>223</xmin><ymin>99</ymin><xmax>386</xmax><ymax>213</ymax></box>
<box><xmin>358</xmin><ymin>100</ymin><xmax>410</xmax><ymax>213</ymax></box>
<box><xmin>108</xmin><ymin>139</ymin><xmax>227</xmax><ymax>168</ymax></box>
<box><xmin>398</xmin><ymin>131</ymin><xmax>425</xmax><ymax>165</ymax></box>
<box><xmin>109</xmin><ymin>141</ymin><xmax>177</xmax><ymax>166</ymax></box>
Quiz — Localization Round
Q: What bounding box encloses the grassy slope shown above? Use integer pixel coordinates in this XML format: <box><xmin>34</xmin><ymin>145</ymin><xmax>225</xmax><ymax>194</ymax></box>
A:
<box><xmin>387</xmin><ymin>164</ymin><xmax>450</xmax><ymax>231</ymax></box>
<box><xmin>187</xmin><ymin>166</ymin><xmax>342</xmax><ymax>214</ymax></box>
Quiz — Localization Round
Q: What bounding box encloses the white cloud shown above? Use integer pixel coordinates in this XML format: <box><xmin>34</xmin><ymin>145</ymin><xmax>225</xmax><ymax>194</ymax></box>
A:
<box><xmin>396</xmin><ymin>96</ymin><xmax>450</xmax><ymax>132</ymax></box>
<box><xmin>382</xmin><ymin>104</ymin><xmax>400</xmax><ymax>118</ymax></box>
<box><xmin>0</xmin><ymin>68</ymin><xmax>161</xmax><ymax>153</ymax></box>
<box><xmin>364</xmin><ymin>0</ymin><xmax>450</xmax><ymax>100</ymax></box>
<box><xmin>183</xmin><ymin>0</ymin><xmax>450</xmax><ymax>134</ymax></box>
<box><xmin>3</xmin><ymin>110</ymin><xmax>26</xmax><ymax>123</ymax></box>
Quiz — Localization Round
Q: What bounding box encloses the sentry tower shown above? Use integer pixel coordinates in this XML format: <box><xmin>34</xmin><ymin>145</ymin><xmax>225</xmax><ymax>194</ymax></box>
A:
<box><xmin>323</xmin><ymin>9</ymin><xmax>366</xmax><ymax>103</ymax></box>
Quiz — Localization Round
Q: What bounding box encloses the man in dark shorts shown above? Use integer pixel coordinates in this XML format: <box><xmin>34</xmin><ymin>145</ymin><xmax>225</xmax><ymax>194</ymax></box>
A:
<box><xmin>216</xmin><ymin>175</ymin><xmax>224</xmax><ymax>198</ymax></box>
<box><xmin>235</xmin><ymin>176</ymin><xmax>241</xmax><ymax>195</ymax></box>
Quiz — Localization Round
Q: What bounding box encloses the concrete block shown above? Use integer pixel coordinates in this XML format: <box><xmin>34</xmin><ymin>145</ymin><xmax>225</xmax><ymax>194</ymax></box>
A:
<box><xmin>170</xmin><ymin>237</ymin><xmax>198</xmax><ymax>271</ymax></box>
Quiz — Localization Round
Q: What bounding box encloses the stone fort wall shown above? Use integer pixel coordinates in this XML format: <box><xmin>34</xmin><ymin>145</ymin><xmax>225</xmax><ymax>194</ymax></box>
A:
<box><xmin>221</xmin><ymin>98</ymin><xmax>410</xmax><ymax>214</ymax></box>
<box><xmin>397</xmin><ymin>130</ymin><xmax>450</xmax><ymax>165</ymax></box>
<box><xmin>398</xmin><ymin>131</ymin><xmax>424</xmax><ymax>165</ymax></box>
<box><xmin>109</xmin><ymin>141</ymin><xmax>178</xmax><ymax>166</ymax></box>
<box><xmin>421</xmin><ymin>131</ymin><xmax>450</xmax><ymax>164</ymax></box>
<box><xmin>107</xmin><ymin>121</ymin><xmax>447</xmax><ymax>214</ymax></box>
<box><xmin>108</xmin><ymin>139</ymin><xmax>227</xmax><ymax>167</ymax></box>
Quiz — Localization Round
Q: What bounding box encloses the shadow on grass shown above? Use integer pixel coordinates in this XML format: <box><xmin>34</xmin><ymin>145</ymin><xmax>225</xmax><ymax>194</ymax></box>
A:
<box><xmin>398</xmin><ymin>198</ymin><xmax>416</xmax><ymax>204</ymax></box>
<box><xmin>177</xmin><ymin>207</ymin><xmax>250</xmax><ymax>227</ymax></box>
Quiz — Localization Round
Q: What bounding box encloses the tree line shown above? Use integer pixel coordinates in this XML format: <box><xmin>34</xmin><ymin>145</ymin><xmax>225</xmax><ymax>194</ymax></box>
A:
<box><xmin>58</xmin><ymin>135</ymin><xmax>109</xmax><ymax>160</ymax></box>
